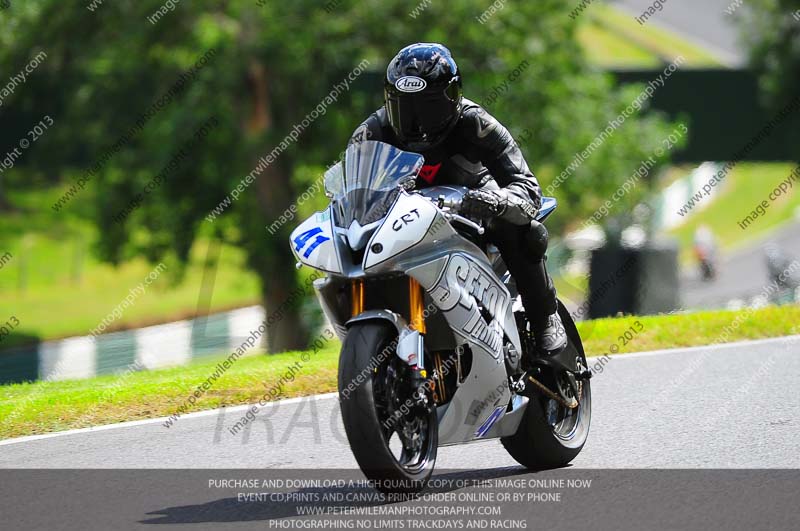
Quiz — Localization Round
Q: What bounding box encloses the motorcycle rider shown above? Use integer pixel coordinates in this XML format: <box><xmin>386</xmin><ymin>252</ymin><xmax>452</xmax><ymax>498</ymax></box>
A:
<box><xmin>348</xmin><ymin>43</ymin><xmax>566</xmax><ymax>356</ymax></box>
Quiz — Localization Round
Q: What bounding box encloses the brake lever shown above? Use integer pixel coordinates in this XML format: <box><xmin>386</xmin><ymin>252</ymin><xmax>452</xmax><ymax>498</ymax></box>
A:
<box><xmin>442</xmin><ymin>212</ymin><xmax>485</xmax><ymax>235</ymax></box>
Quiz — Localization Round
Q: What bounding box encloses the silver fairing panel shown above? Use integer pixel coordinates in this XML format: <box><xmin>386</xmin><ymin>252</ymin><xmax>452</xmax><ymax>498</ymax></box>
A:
<box><xmin>310</xmin><ymin>188</ymin><xmax>525</xmax><ymax>445</ymax></box>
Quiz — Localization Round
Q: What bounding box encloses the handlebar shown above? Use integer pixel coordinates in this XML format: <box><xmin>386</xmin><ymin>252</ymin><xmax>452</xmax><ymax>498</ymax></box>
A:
<box><xmin>436</xmin><ymin>195</ymin><xmax>462</xmax><ymax>211</ymax></box>
<box><xmin>430</xmin><ymin>194</ymin><xmax>484</xmax><ymax>235</ymax></box>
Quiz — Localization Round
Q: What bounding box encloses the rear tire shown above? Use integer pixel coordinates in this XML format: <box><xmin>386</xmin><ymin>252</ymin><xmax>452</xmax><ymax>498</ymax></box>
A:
<box><xmin>338</xmin><ymin>322</ymin><xmax>437</xmax><ymax>493</ymax></box>
<box><xmin>501</xmin><ymin>302</ymin><xmax>591</xmax><ymax>469</ymax></box>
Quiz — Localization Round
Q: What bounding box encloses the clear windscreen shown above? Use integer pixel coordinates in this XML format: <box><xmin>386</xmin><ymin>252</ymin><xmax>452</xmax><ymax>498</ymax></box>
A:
<box><xmin>324</xmin><ymin>141</ymin><xmax>424</xmax><ymax>228</ymax></box>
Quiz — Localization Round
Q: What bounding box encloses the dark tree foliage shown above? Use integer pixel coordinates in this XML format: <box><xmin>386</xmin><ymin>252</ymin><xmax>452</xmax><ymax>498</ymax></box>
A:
<box><xmin>0</xmin><ymin>0</ymin><xmax>673</xmax><ymax>351</ymax></box>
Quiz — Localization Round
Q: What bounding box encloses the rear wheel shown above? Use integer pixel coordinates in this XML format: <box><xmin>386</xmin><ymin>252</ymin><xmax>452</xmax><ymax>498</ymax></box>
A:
<box><xmin>501</xmin><ymin>302</ymin><xmax>591</xmax><ymax>468</ymax></box>
<box><xmin>338</xmin><ymin>322</ymin><xmax>437</xmax><ymax>493</ymax></box>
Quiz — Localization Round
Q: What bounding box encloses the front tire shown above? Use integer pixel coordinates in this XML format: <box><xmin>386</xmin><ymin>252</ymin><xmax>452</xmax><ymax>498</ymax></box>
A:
<box><xmin>338</xmin><ymin>322</ymin><xmax>437</xmax><ymax>493</ymax></box>
<box><xmin>501</xmin><ymin>302</ymin><xmax>591</xmax><ymax>468</ymax></box>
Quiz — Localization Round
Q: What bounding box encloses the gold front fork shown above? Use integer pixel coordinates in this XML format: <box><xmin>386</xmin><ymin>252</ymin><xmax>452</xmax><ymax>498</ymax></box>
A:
<box><xmin>351</xmin><ymin>277</ymin><xmax>426</xmax><ymax>333</ymax></box>
<box><xmin>351</xmin><ymin>279</ymin><xmax>364</xmax><ymax>317</ymax></box>
<box><xmin>408</xmin><ymin>277</ymin><xmax>427</xmax><ymax>334</ymax></box>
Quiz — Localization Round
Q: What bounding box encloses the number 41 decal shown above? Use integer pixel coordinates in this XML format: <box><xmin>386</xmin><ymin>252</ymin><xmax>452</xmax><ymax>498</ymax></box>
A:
<box><xmin>293</xmin><ymin>227</ymin><xmax>330</xmax><ymax>258</ymax></box>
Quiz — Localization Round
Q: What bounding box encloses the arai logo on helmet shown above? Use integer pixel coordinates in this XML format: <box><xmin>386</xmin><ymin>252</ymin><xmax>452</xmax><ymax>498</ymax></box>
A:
<box><xmin>395</xmin><ymin>76</ymin><xmax>427</xmax><ymax>93</ymax></box>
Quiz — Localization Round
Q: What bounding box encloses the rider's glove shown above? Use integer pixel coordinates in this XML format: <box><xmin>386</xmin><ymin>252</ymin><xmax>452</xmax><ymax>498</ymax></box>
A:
<box><xmin>461</xmin><ymin>189</ymin><xmax>507</xmax><ymax>220</ymax></box>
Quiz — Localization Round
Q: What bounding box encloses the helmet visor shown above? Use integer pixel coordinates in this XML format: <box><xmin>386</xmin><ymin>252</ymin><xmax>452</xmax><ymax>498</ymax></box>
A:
<box><xmin>386</xmin><ymin>88</ymin><xmax>459</xmax><ymax>145</ymax></box>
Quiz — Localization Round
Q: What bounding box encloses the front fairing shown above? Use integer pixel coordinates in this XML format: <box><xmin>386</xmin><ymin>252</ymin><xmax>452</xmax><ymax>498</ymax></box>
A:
<box><xmin>289</xmin><ymin>206</ymin><xmax>341</xmax><ymax>274</ymax></box>
<box><xmin>289</xmin><ymin>190</ymin><xmax>455</xmax><ymax>277</ymax></box>
<box><xmin>362</xmin><ymin>190</ymin><xmax>446</xmax><ymax>271</ymax></box>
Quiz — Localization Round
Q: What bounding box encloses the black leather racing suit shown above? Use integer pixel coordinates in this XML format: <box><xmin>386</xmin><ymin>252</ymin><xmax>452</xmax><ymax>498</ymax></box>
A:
<box><xmin>348</xmin><ymin>98</ymin><xmax>558</xmax><ymax>326</ymax></box>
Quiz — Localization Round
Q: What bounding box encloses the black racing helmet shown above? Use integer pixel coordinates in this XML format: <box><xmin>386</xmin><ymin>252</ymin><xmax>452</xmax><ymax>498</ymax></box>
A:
<box><xmin>384</xmin><ymin>43</ymin><xmax>463</xmax><ymax>151</ymax></box>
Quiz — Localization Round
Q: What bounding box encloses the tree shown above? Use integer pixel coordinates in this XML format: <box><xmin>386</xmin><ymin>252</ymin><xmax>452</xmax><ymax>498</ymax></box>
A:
<box><xmin>737</xmin><ymin>0</ymin><xmax>800</xmax><ymax>149</ymax></box>
<box><xmin>0</xmin><ymin>0</ymin><xmax>674</xmax><ymax>351</ymax></box>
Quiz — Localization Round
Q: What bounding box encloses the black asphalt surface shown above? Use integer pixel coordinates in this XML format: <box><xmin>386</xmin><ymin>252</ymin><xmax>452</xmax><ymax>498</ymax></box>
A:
<box><xmin>2</xmin><ymin>337</ymin><xmax>799</xmax><ymax>528</ymax></box>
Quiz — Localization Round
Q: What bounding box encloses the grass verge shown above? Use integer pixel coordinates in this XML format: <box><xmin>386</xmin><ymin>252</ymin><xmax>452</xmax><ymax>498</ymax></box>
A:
<box><xmin>584</xmin><ymin>5</ymin><xmax>722</xmax><ymax>66</ymax></box>
<box><xmin>577</xmin><ymin>17</ymin><xmax>661</xmax><ymax>68</ymax></box>
<box><xmin>1</xmin><ymin>305</ymin><xmax>797</xmax><ymax>440</ymax></box>
<box><xmin>0</xmin><ymin>186</ymin><xmax>260</xmax><ymax>346</ymax></box>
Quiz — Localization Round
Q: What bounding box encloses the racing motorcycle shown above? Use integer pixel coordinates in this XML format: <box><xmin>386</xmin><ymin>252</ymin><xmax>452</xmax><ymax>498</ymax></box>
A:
<box><xmin>290</xmin><ymin>140</ymin><xmax>591</xmax><ymax>492</ymax></box>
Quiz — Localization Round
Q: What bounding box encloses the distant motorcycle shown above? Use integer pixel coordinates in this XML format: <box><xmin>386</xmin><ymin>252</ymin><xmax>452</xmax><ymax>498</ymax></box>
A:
<box><xmin>290</xmin><ymin>140</ymin><xmax>591</xmax><ymax>493</ymax></box>
<box><xmin>694</xmin><ymin>245</ymin><xmax>717</xmax><ymax>281</ymax></box>
<box><xmin>693</xmin><ymin>226</ymin><xmax>718</xmax><ymax>281</ymax></box>
<box><xmin>765</xmin><ymin>243</ymin><xmax>799</xmax><ymax>304</ymax></box>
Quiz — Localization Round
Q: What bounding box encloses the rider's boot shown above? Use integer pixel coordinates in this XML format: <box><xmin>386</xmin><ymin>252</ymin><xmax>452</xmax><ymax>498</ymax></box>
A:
<box><xmin>531</xmin><ymin>311</ymin><xmax>567</xmax><ymax>356</ymax></box>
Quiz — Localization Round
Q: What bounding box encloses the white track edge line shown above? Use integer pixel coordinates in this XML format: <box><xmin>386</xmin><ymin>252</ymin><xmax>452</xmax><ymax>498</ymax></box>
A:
<box><xmin>602</xmin><ymin>334</ymin><xmax>799</xmax><ymax>361</ymax></box>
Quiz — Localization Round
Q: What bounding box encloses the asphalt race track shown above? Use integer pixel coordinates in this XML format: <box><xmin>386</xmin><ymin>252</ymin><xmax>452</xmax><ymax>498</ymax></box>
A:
<box><xmin>2</xmin><ymin>336</ymin><xmax>799</xmax><ymax>529</ymax></box>
<box><xmin>2</xmin><ymin>335</ymin><xmax>798</xmax><ymax>468</ymax></box>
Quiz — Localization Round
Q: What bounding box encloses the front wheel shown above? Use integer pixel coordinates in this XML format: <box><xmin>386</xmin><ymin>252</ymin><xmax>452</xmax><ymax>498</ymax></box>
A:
<box><xmin>501</xmin><ymin>301</ymin><xmax>591</xmax><ymax>469</ymax></box>
<box><xmin>338</xmin><ymin>322</ymin><xmax>437</xmax><ymax>493</ymax></box>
